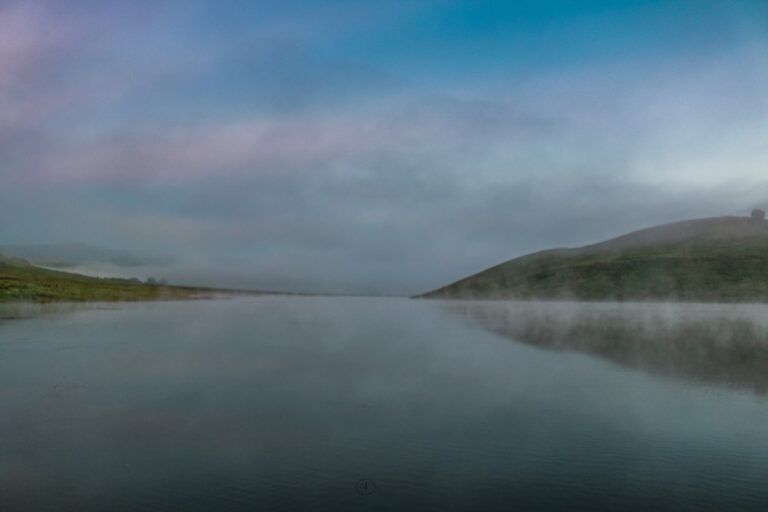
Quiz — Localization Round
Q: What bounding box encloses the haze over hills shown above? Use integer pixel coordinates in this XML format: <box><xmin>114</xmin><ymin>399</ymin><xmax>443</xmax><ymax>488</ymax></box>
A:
<box><xmin>419</xmin><ymin>210</ymin><xmax>768</xmax><ymax>302</ymax></box>
<box><xmin>0</xmin><ymin>253</ymin><xmax>284</xmax><ymax>302</ymax></box>
<box><xmin>0</xmin><ymin>252</ymin><xmax>209</xmax><ymax>302</ymax></box>
<box><xmin>0</xmin><ymin>243</ymin><xmax>169</xmax><ymax>269</ymax></box>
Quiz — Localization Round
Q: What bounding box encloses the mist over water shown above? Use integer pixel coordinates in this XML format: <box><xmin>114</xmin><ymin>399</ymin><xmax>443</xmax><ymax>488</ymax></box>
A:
<box><xmin>442</xmin><ymin>300</ymin><xmax>768</xmax><ymax>393</ymax></box>
<box><xmin>2</xmin><ymin>297</ymin><xmax>768</xmax><ymax>511</ymax></box>
<box><xmin>2</xmin><ymin>2</ymin><xmax>768</xmax><ymax>510</ymax></box>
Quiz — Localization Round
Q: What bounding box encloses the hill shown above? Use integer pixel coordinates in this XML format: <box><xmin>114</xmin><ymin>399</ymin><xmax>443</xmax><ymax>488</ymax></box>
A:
<box><xmin>0</xmin><ymin>243</ymin><xmax>167</xmax><ymax>269</ymax></box>
<box><xmin>0</xmin><ymin>254</ymin><xmax>222</xmax><ymax>302</ymax></box>
<box><xmin>418</xmin><ymin>212</ymin><xmax>768</xmax><ymax>302</ymax></box>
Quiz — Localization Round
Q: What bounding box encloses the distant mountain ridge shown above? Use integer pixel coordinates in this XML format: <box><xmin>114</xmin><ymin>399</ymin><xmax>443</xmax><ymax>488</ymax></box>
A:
<box><xmin>419</xmin><ymin>212</ymin><xmax>768</xmax><ymax>302</ymax></box>
<box><xmin>0</xmin><ymin>243</ymin><xmax>169</xmax><ymax>269</ymax></box>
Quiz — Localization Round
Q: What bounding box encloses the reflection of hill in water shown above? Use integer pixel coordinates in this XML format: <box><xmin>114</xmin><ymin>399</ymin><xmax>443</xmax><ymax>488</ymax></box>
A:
<box><xmin>441</xmin><ymin>301</ymin><xmax>768</xmax><ymax>393</ymax></box>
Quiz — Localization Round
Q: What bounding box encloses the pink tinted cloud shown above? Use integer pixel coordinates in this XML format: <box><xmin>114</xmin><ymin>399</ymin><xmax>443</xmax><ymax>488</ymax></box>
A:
<box><xmin>36</xmin><ymin>117</ymin><xmax>376</xmax><ymax>184</ymax></box>
<box><xmin>0</xmin><ymin>3</ymin><xmax>61</xmax><ymax>85</ymax></box>
<box><xmin>30</xmin><ymin>93</ymin><xmax>548</xmax><ymax>186</ymax></box>
<box><xmin>0</xmin><ymin>2</ymin><xmax>92</xmax><ymax>132</ymax></box>
<box><xmin>30</xmin><ymin>108</ymin><xmax>451</xmax><ymax>184</ymax></box>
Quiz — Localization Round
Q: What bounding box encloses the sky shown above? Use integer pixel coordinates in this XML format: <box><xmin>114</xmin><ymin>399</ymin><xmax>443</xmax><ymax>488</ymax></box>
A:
<box><xmin>1</xmin><ymin>0</ymin><xmax>767</xmax><ymax>295</ymax></box>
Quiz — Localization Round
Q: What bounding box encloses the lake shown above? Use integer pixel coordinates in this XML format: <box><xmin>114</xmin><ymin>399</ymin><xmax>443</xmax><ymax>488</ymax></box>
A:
<box><xmin>1</xmin><ymin>297</ymin><xmax>768</xmax><ymax>511</ymax></box>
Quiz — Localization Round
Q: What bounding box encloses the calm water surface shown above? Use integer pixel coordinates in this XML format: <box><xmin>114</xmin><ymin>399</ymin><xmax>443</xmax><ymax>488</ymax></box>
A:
<box><xmin>1</xmin><ymin>297</ymin><xmax>768</xmax><ymax>511</ymax></box>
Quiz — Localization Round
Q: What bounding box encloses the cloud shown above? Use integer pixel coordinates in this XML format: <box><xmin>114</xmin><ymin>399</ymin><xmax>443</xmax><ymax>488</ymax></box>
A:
<box><xmin>8</xmin><ymin>82</ymin><xmax>565</xmax><ymax>188</ymax></box>
<box><xmin>1</xmin><ymin>0</ymin><xmax>767</xmax><ymax>294</ymax></box>
<box><xmin>0</xmin><ymin>2</ymin><xmax>80</xmax><ymax>132</ymax></box>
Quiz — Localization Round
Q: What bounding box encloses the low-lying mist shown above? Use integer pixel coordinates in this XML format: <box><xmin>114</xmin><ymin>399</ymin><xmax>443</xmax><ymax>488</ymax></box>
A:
<box><xmin>441</xmin><ymin>300</ymin><xmax>768</xmax><ymax>394</ymax></box>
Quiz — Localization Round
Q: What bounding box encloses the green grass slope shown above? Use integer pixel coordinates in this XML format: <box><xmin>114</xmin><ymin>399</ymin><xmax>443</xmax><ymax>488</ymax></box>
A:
<box><xmin>418</xmin><ymin>215</ymin><xmax>768</xmax><ymax>302</ymax></box>
<box><xmin>0</xmin><ymin>254</ymin><xmax>215</xmax><ymax>302</ymax></box>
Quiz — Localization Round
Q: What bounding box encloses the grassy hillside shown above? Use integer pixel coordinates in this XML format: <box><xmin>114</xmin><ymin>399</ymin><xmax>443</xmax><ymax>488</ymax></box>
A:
<box><xmin>419</xmin><ymin>215</ymin><xmax>768</xmax><ymax>302</ymax></box>
<box><xmin>0</xmin><ymin>254</ymin><xmax>217</xmax><ymax>302</ymax></box>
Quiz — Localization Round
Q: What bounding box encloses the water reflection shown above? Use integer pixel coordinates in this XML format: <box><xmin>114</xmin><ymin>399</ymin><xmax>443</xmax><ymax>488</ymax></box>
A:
<box><xmin>0</xmin><ymin>301</ymin><xmax>120</xmax><ymax>321</ymax></box>
<box><xmin>441</xmin><ymin>300</ymin><xmax>768</xmax><ymax>393</ymax></box>
<box><xmin>3</xmin><ymin>297</ymin><xmax>768</xmax><ymax>511</ymax></box>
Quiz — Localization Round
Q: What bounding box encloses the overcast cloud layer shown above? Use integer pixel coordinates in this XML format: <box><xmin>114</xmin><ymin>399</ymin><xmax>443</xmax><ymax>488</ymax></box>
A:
<box><xmin>1</xmin><ymin>0</ymin><xmax>767</xmax><ymax>295</ymax></box>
